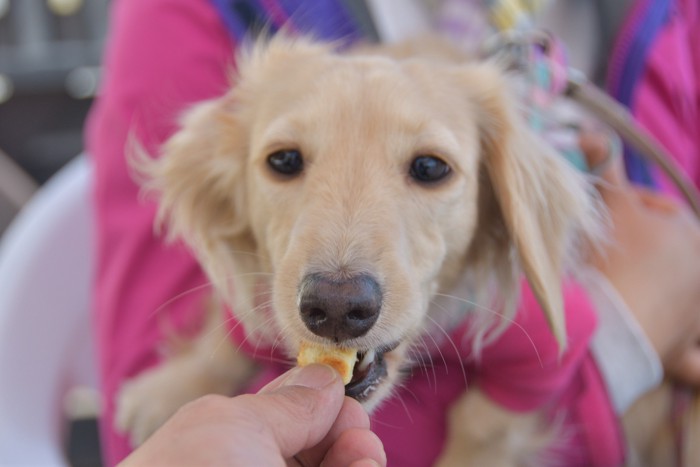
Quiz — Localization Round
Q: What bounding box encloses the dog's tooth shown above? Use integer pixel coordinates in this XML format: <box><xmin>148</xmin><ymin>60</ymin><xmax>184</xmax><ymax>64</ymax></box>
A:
<box><xmin>358</xmin><ymin>349</ymin><xmax>376</xmax><ymax>371</ymax></box>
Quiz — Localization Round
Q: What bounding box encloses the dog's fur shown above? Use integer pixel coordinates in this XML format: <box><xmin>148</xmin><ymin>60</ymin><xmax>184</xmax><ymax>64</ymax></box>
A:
<box><xmin>118</xmin><ymin>36</ymin><xmax>690</xmax><ymax>465</ymax></box>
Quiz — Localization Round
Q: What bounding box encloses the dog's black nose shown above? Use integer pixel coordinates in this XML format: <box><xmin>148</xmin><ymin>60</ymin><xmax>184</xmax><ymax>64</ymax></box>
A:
<box><xmin>299</xmin><ymin>273</ymin><xmax>382</xmax><ymax>342</ymax></box>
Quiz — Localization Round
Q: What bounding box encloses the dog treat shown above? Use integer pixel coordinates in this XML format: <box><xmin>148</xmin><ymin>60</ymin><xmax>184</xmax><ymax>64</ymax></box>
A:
<box><xmin>297</xmin><ymin>341</ymin><xmax>357</xmax><ymax>385</ymax></box>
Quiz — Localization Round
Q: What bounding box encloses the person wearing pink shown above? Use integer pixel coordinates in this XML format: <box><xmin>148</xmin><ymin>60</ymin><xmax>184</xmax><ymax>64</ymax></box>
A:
<box><xmin>87</xmin><ymin>0</ymin><xmax>700</xmax><ymax>465</ymax></box>
<box><xmin>86</xmin><ymin>1</ymin><xmax>235</xmax><ymax>462</ymax></box>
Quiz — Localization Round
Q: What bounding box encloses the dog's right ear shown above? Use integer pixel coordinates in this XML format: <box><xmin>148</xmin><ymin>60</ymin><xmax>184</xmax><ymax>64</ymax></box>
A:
<box><xmin>130</xmin><ymin>95</ymin><xmax>254</xmax><ymax>299</ymax></box>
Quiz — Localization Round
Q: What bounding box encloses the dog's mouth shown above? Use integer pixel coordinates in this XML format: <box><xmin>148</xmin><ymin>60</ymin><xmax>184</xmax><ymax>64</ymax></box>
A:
<box><xmin>345</xmin><ymin>343</ymin><xmax>398</xmax><ymax>401</ymax></box>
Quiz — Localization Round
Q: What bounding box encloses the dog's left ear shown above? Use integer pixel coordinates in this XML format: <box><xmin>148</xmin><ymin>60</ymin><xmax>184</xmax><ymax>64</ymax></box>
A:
<box><xmin>460</xmin><ymin>63</ymin><xmax>602</xmax><ymax>349</ymax></box>
<box><xmin>130</xmin><ymin>96</ymin><xmax>255</xmax><ymax>302</ymax></box>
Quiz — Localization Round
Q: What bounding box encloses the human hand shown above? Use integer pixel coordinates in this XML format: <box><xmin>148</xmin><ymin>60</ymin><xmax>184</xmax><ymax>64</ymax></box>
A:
<box><xmin>119</xmin><ymin>364</ymin><xmax>386</xmax><ymax>467</ymax></box>
<box><xmin>581</xmin><ymin>132</ymin><xmax>700</xmax><ymax>386</ymax></box>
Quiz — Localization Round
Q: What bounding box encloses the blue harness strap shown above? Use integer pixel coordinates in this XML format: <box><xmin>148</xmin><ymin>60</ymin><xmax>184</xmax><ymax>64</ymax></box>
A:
<box><xmin>207</xmin><ymin>0</ymin><xmax>365</xmax><ymax>43</ymax></box>
<box><xmin>606</xmin><ymin>0</ymin><xmax>673</xmax><ymax>188</ymax></box>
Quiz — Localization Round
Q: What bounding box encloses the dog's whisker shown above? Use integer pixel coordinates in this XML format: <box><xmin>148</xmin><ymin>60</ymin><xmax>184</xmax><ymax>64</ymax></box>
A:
<box><xmin>248</xmin><ymin>314</ymin><xmax>291</xmax><ymax>363</ymax></box>
<box><xmin>367</xmin><ymin>416</ymin><xmax>406</xmax><ymax>431</ymax></box>
<box><xmin>228</xmin><ymin>302</ymin><xmax>281</xmax><ymax>357</ymax></box>
<box><xmin>387</xmin><ymin>382</ymin><xmax>416</xmax><ymax>425</ymax></box>
<box><xmin>263</xmin><ymin>356</ymin><xmax>296</xmax><ymax>366</ymax></box>
<box><xmin>367</xmin><ymin>387</ymin><xmax>416</xmax><ymax>430</ymax></box>
<box><xmin>251</xmin><ymin>289</ymin><xmax>274</xmax><ymax>298</ymax></box>
<box><xmin>213</xmin><ymin>298</ymin><xmax>275</xmax><ymax>343</ymax></box>
<box><xmin>413</xmin><ymin>335</ymin><xmax>439</xmax><ymax>393</ymax></box>
<box><xmin>210</xmin><ymin>310</ymin><xmax>274</xmax><ymax>361</ymax></box>
<box><xmin>432</xmin><ymin>291</ymin><xmax>499</xmax><ymax>315</ymax></box>
<box><xmin>146</xmin><ymin>281</ymin><xmax>215</xmax><ymax>321</ymax></box>
<box><xmin>423</xmin><ymin>314</ymin><xmax>470</xmax><ymax>392</ymax></box>
<box><xmin>269</xmin><ymin>321</ymin><xmax>295</xmax><ymax>357</ymax></box>
<box><xmin>421</xmin><ymin>324</ymin><xmax>449</xmax><ymax>374</ymax></box>
<box><xmin>207</xmin><ymin>307</ymin><xmax>268</xmax><ymax>360</ymax></box>
<box><xmin>233</xmin><ymin>309</ymin><xmax>295</xmax><ymax>366</ymax></box>
<box><xmin>146</xmin><ymin>271</ymin><xmax>273</xmax><ymax>323</ymax></box>
<box><xmin>432</xmin><ymin>292</ymin><xmax>544</xmax><ymax>368</ymax></box>
<box><xmin>254</xmin><ymin>321</ymin><xmax>296</xmax><ymax>367</ymax></box>
<box><xmin>161</xmin><ymin>292</ymin><xmax>274</xmax><ymax>358</ymax></box>
<box><xmin>406</xmin><ymin>346</ymin><xmax>432</xmax><ymax>388</ymax></box>
<box><xmin>420</xmin><ymin>303</ymin><xmax>454</xmax><ymax>374</ymax></box>
<box><xmin>405</xmin><ymin>340</ymin><xmax>432</xmax><ymax>391</ymax></box>
<box><xmin>222</xmin><ymin>249</ymin><xmax>268</xmax><ymax>261</ymax></box>
<box><xmin>238</xmin><ymin>310</ymin><xmax>278</xmax><ymax>356</ymax></box>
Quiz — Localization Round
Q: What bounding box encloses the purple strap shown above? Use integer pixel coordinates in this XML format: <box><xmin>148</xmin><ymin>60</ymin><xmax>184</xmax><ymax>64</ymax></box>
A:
<box><xmin>606</xmin><ymin>0</ymin><xmax>673</xmax><ymax>187</ymax></box>
<box><xmin>207</xmin><ymin>0</ymin><xmax>364</xmax><ymax>44</ymax></box>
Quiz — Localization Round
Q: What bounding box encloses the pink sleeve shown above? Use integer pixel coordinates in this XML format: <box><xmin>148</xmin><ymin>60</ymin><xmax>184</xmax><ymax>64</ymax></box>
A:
<box><xmin>634</xmin><ymin>0</ymin><xmax>700</xmax><ymax>195</ymax></box>
<box><xmin>85</xmin><ymin>0</ymin><xmax>235</xmax><ymax>464</ymax></box>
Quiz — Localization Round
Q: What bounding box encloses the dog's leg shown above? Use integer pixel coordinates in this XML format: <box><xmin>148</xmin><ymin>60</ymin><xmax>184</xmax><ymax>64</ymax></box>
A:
<box><xmin>683</xmin><ymin>393</ymin><xmax>700</xmax><ymax>467</ymax></box>
<box><xmin>623</xmin><ymin>383</ymin><xmax>700</xmax><ymax>467</ymax></box>
<box><xmin>115</xmin><ymin>303</ymin><xmax>258</xmax><ymax>447</ymax></box>
<box><xmin>435</xmin><ymin>389</ymin><xmax>553</xmax><ymax>467</ymax></box>
<box><xmin>622</xmin><ymin>384</ymin><xmax>673</xmax><ymax>466</ymax></box>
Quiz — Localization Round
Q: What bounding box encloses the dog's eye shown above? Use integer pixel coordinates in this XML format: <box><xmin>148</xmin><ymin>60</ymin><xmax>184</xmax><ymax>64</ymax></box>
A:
<box><xmin>409</xmin><ymin>155</ymin><xmax>451</xmax><ymax>183</ymax></box>
<box><xmin>267</xmin><ymin>149</ymin><xmax>304</xmax><ymax>176</ymax></box>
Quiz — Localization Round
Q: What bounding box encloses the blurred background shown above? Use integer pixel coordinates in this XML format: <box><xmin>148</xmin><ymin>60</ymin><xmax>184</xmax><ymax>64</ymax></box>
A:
<box><xmin>0</xmin><ymin>1</ymin><xmax>109</xmax><ymax>465</ymax></box>
<box><xmin>0</xmin><ymin>0</ymin><xmax>107</xmax><ymax>235</ymax></box>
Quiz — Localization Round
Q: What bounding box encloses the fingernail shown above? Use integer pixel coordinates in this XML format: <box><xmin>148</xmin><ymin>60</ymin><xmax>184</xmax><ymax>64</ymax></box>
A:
<box><xmin>283</xmin><ymin>364</ymin><xmax>338</xmax><ymax>389</ymax></box>
<box><xmin>345</xmin><ymin>459</ymin><xmax>382</xmax><ymax>467</ymax></box>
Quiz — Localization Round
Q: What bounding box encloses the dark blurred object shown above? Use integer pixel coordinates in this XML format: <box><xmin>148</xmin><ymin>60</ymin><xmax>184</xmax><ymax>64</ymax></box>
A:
<box><xmin>0</xmin><ymin>0</ymin><xmax>108</xmax><ymax>183</ymax></box>
<box><xmin>67</xmin><ymin>418</ymin><xmax>102</xmax><ymax>467</ymax></box>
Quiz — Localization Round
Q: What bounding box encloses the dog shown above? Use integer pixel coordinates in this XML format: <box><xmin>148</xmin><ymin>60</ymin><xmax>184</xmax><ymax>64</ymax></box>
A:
<box><xmin>116</xmin><ymin>35</ymin><xmax>689</xmax><ymax>465</ymax></box>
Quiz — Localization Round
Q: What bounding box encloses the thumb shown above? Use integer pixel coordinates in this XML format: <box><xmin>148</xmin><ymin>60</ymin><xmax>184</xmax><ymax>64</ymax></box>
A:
<box><xmin>240</xmin><ymin>364</ymin><xmax>345</xmax><ymax>458</ymax></box>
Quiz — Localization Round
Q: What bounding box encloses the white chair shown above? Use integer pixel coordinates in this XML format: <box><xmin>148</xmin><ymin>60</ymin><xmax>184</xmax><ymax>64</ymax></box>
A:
<box><xmin>0</xmin><ymin>156</ymin><xmax>98</xmax><ymax>466</ymax></box>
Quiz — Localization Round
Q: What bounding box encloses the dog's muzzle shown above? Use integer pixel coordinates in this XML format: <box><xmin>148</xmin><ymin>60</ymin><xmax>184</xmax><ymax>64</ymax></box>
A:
<box><xmin>297</xmin><ymin>272</ymin><xmax>398</xmax><ymax>401</ymax></box>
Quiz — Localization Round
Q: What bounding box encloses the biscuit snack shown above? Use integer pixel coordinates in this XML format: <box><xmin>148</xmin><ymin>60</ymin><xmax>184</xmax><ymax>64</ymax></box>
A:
<box><xmin>297</xmin><ymin>341</ymin><xmax>357</xmax><ymax>385</ymax></box>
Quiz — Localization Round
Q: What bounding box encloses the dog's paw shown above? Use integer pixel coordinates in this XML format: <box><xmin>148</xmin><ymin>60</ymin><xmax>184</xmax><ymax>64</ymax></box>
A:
<box><xmin>115</xmin><ymin>361</ymin><xmax>213</xmax><ymax>446</ymax></box>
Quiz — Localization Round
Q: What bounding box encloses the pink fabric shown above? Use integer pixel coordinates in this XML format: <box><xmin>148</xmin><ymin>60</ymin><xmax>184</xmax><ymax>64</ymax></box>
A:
<box><xmin>632</xmin><ymin>0</ymin><xmax>700</xmax><ymax>197</ymax></box>
<box><xmin>89</xmin><ymin>0</ymin><xmax>698</xmax><ymax>465</ymax></box>
<box><xmin>468</xmin><ymin>283</ymin><xmax>622</xmax><ymax>465</ymax></box>
<box><xmin>86</xmin><ymin>0</ymin><xmax>235</xmax><ymax>463</ymax></box>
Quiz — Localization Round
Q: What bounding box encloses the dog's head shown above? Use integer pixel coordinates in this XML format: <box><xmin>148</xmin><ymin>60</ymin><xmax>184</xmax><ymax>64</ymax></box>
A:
<box><xmin>137</xmin><ymin>36</ymin><xmax>600</xmax><ymax>408</ymax></box>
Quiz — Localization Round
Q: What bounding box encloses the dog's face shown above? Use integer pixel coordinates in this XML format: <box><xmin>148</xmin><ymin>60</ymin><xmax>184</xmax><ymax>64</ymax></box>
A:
<box><xmin>140</xmin><ymin>37</ymin><xmax>599</xmax><ymax>408</ymax></box>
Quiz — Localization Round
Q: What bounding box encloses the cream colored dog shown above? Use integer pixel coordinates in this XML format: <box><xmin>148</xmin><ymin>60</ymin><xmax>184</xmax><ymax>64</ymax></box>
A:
<box><xmin>116</xmin><ymin>36</ymin><xmax>661</xmax><ymax>465</ymax></box>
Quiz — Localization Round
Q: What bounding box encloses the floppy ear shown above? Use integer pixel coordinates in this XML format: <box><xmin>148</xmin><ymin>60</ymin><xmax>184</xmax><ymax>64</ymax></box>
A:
<box><xmin>461</xmin><ymin>63</ymin><xmax>602</xmax><ymax>349</ymax></box>
<box><xmin>131</xmin><ymin>37</ymin><xmax>336</xmax><ymax>339</ymax></box>
<box><xmin>130</xmin><ymin>95</ymin><xmax>256</xmax><ymax>306</ymax></box>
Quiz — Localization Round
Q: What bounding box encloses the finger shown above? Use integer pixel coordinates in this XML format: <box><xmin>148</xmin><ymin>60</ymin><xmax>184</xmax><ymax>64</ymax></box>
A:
<box><xmin>579</xmin><ymin>130</ymin><xmax>627</xmax><ymax>189</ymax></box>
<box><xmin>634</xmin><ymin>187</ymin><xmax>685</xmax><ymax>216</ymax></box>
<box><xmin>667</xmin><ymin>346</ymin><xmax>700</xmax><ymax>387</ymax></box>
<box><xmin>241</xmin><ymin>364</ymin><xmax>346</xmax><ymax>458</ymax></box>
<box><xmin>321</xmin><ymin>428</ymin><xmax>387</xmax><ymax>467</ymax></box>
<box><xmin>294</xmin><ymin>397</ymin><xmax>372</xmax><ymax>466</ymax></box>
